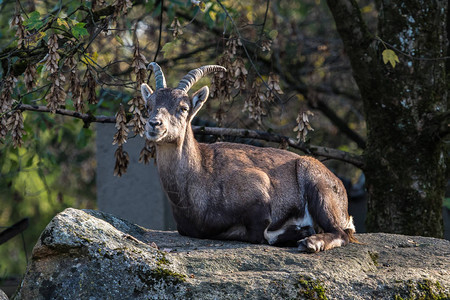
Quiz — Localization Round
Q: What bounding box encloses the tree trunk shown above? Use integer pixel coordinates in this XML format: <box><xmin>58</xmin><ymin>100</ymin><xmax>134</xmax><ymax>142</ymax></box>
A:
<box><xmin>327</xmin><ymin>0</ymin><xmax>448</xmax><ymax>237</ymax></box>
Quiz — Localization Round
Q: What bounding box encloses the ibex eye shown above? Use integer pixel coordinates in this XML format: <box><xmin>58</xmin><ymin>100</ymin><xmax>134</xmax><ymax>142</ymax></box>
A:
<box><xmin>180</xmin><ymin>106</ymin><xmax>189</xmax><ymax>113</ymax></box>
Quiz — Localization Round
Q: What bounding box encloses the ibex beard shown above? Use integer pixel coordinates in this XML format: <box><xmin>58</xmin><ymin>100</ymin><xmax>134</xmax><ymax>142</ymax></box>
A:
<box><xmin>141</xmin><ymin>62</ymin><xmax>357</xmax><ymax>253</ymax></box>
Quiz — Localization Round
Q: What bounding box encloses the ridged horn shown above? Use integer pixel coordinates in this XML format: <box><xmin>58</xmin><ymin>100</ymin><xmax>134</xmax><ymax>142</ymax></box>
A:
<box><xmin>176</xmin><ymin>65</ymin><xmax>227</xmax><ymax>93</ymax></box>
<box><xmin>148</xmin><ymin>62</ymin><xmax>167</xmax><ymax>89</ymax></box>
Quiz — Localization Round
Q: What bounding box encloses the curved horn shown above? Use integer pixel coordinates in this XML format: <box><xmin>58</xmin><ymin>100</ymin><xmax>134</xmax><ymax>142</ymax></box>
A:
<box><xmin>176</xmin><ymin>65</ymin><xmax>227</xmax><ymax>93</ymax></box>
<box><xmin>148</xmin><ymin>62</ymin><xmax>167</xmax><ymax>89</ymax></box>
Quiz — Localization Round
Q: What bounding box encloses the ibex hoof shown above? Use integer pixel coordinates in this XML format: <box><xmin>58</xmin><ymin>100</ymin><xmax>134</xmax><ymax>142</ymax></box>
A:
<box><xmin>297</xmin><ymin>236</ymin><xmax>324</xmax><ymax>253</ymax></box>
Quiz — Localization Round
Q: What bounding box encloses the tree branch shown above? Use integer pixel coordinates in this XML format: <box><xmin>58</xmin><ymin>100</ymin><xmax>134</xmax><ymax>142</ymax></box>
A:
<box><xmin>325</xmin><ymin>0</ymin><xmax>374</xmax><ymax>81</ymax></box>
<box><xmin>192</xmin><ymin>126</ymin><xmax>364</xmax><ymax>168</ymax></box>
<box><xmin>175</xmin><ymin>4</ymin><xmax>367</xmax><ymax>149</ymax></box>
<box><xmin>17</xmin><ymin>103</ymin><xmax>115</xmax><ymax>125</ymax></box>
<box><xmin>325</xmin><ymin>0</ymin><xmax>372</xmax><ymax>50</ymax></box>
<box><xmin>311</xmin><ymin>98</ymin><xmax>366</xmax><ymax>149</ymax></box>
<box><xmin>16</xmin><ymin>103</ymin><xmax>364</xmax><ymax>168</ymax></box>
<box><xmin>0</xmin><ymin>218</ymin><xmax>29</xmax><ymax>245</ymax></box>
<box><xmin>280</xmin><ymin>68</ymin><xmax>367</xmax><ymax>149</ymax></box>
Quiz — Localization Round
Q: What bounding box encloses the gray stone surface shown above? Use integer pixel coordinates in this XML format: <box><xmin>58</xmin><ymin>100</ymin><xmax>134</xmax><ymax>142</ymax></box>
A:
<box><xmin>96</xmin><ymin>123</ymin><xmax>175</xmax><ymax>230</ymax></box>
<box><xmin>14</xmin><ymin>208</ymin><xmax>450</xmax><ymax>300</ymax></box>
<box><xmin>0</xmin><ymin>289</ymin><xmax>8</xmax><ymax>300</ymax></box>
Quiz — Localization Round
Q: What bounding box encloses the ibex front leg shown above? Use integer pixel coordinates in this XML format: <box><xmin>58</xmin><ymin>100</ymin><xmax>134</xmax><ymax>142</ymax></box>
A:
<box><xmin>244</xmin><ymin>202</ymin><xmax>271</xmax><ymax>244</ymax></box>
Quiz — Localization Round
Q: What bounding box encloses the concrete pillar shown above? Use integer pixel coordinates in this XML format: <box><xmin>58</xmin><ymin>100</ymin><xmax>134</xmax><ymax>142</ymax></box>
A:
<box><xmin>96</xmin><ymin>123</ymin><xmax>176</xmax><ymax>230</ymax></box>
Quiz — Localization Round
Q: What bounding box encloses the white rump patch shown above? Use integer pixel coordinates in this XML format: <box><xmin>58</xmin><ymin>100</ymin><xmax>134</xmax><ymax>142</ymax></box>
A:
<box><xmin>264</xmin><ymin>203</ymin><xmax>313</xmax><ymax>245</ymax></box>
<box><xmin>344</xmin><ymin>216</ymin><xmax>356</xmax><ymax>233</ymax></box>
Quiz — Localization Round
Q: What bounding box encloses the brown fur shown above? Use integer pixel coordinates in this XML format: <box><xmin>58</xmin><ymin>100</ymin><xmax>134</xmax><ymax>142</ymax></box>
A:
<box><xmin>140</xmin><ymin>72</ymin><xmax>356</xmax><ymax>253</ymax></box>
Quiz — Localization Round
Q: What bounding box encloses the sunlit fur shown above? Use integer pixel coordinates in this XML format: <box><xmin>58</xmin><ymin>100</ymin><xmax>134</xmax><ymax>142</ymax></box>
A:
<box><xmin>141</xmin><ymin>76</ymin><xmax>356</xmax><ymax>253</ymax></box>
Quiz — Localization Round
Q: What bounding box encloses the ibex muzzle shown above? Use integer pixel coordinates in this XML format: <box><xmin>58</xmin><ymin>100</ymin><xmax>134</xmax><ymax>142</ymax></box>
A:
<box><xmin>140</xmin><ymin>62</ymin><xmax>357</xmax><ymax>252</ymax></box>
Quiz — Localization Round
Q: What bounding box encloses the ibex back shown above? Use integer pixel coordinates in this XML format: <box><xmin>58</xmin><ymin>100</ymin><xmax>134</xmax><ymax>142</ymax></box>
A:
<box><xmin>141</xmin><ymin>62</ymin><xmax>356</xmax><ymax>252</ymax></box>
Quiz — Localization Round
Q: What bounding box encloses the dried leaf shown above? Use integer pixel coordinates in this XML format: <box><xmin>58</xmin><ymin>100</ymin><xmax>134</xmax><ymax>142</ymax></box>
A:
<box><xmin>294</xmin><ymin>110</ymin><xmax>314</xmax><ymax>142</ymax></box>
<box><xmin>132</xmin><ymin>43</ymin><xmax>148</xmax><ymax>87</ymax></box>
<box><xmin>113</xmin><ymin>0</ymin><xmax>133</xmax><ymax>17</ymax></box>
<box><xmin>11</xmin><ymin>12</ymin><xmax>28</xmax><ymax>48</ymax></box>
<box><xmin>114</xmin><ymin>145</ymin><xmax>129</xmax><ymax>177</ymax></box>
<box><xmin>6</xmin><ymin>110</ymin><xmax>26</xmax><ymax>148</ymax></box>
<box><xmin>84</xmin><ymin>66</ymin><xmax>98</xmax><ymax>104</ymax></box>
<box><xmin>139</xmin><ymin>140</ymin><xmax>155</xmax><ymax>165</ymax></box>
<box><xmin>243</xmin><ymin>80</ymin><xmax>267</xmax><ymax>125</ymax></box>
<box><xmin>170</xmin><ymin>17</ymin><xmax>183</xmax><ymax>38</ymax></box>
<box><xmin>68</xmin><ymin>56</ymin><xmax>84</xmax><ymax>112</ymax></box>
<box><xmin>113</xmin><ymin>104</ymin><xmax>129</xmax><ymax>146</ymax></box>
<box><xmin>127</xmin><ymin>96</ymin><xmax>146</xmax><ymax>136</ymax></box>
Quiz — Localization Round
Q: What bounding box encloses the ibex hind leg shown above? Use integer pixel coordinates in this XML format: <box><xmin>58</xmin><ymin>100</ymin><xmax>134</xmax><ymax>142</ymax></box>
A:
<box><xmin>297</xmin><ymin>231</ymin><xmax>349</xmax><ymax>252</ymax></box>
<box><xmin>296</xmin><ymin>160</ymin><xmax>352</xmax><ymax>252</ymax></box>
<box><xmin>297</xmin><ymin>189</ymin><xmax>351</xmax><ymax>252</ymax></box>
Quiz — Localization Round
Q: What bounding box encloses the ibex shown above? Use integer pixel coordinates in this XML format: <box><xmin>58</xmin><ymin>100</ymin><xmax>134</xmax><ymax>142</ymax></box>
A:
<box><xmin>141</xmin><ymin>62</ymin><xmax>356</xmax><ymax>252</ymax></box>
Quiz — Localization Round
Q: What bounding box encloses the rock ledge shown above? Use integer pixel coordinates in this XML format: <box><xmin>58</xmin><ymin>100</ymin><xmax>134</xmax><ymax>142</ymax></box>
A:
<box><xmin>14</xmin><ymin>208</ymin><xmax>450</xmax><ymax>299</ymax></box>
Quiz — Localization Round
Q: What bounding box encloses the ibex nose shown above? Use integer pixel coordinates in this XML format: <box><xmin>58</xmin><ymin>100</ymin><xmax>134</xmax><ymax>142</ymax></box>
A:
<box><xmin>149</xmin><ymin>120</ymin><xmax>162</xmax><ymax>128</ymax></box>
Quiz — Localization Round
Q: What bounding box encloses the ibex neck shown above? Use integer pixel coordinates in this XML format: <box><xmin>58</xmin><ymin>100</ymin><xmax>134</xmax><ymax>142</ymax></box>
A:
<box><xmin>155</xmin><ymin>125</ymin><xmax>202</xmax><ymax>176</ymax></box>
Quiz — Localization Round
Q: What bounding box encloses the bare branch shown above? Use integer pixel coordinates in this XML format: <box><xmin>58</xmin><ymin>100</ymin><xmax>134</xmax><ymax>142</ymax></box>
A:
<box><xmin>309</xmin><ymin>98</ymin><xmax>366</xmax><ymax>149</ymax></box>
<box><xmin>153</xmin><ymin>0</ymin><xmax>164</xmax><ymax>63</ymax></box>
<box><xmin>192</xmin><ymin>126</ymin><xmax>364</xmax><ymax>168</ymax></box>
<box><xmin>17</xmin><ymin>103</ymin><xmax>115</xmax><ymax>125</ymax></box>
<box><xmin>16</xmin><ymin>103</ymin><xmax>364</xmax><ymax>168</ymax></box>
<box><xmin>280</xmin><ymin>67</ymin><xmax>367</xmax><ymax>149</ymax></box>
<box><xmin>0</xmin><ymin>218</ymin><xmax>29</xmax><ymax>245</ymax></box>
<box><xmin>173</xmin><ymin>5</ymin><xmax>367</xmax><ymax>149</ymax></box>
<box><xmin>215</xmin><ymin>0</ymin><xmax>282</xmax><ymax>102</ymax></box>
<box><xmin>260</xmin><ymin>0</ymin><xmax>270</xmax><ymax>37</ymax></box>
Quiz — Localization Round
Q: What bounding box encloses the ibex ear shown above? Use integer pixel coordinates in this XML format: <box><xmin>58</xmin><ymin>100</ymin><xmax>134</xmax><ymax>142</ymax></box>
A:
<box><xmin>190</xmin><ymin>86</ymin><xmax>209</xmax><ymax>118</ymax></box>
<box><xmin>140</xmin><ymin>83</ymin><xmax>153</xmax><ymax>107</ymax></box>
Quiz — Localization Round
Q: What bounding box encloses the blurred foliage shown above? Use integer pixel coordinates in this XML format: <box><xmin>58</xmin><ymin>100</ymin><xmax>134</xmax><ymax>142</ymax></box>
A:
<box><xmin>0</xmin><ymin>114</ymin><xmax>96</xmax><ymax>275</ymax></box>
<box><xmin>0</xmin><ymin>0</ymin><xmax>374</xmax><ymax>277</ymax></box>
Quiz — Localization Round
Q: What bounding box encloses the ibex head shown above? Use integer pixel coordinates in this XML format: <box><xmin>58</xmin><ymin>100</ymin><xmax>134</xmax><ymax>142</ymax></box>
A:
<box><xmin>140</xmin><ymin>62</ymin><xmax>226</xmax><ymax>144</ymax></box>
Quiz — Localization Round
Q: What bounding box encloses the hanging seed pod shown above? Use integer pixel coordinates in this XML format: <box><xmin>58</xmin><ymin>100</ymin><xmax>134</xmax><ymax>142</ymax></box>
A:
<box><xmin>84</xmin><ymin>66</ymin><xmax>98</xmax><ymax>105</ymax></box>
<box><xmin>139</xmin><ymin>139</ymin><xmax>156</xmax><ymax>165</ymax></box>
<box><xmin>6</xmin><ymin>110</ymin><xmax>26</xmax><ymax>148</ymax></box>
<box><xmin>11</xmin><ymin>12</ymin><xmax>28</xmax><ymax>49</ymax></box>
<box><xmin>114</xmin><ymin>145</ymin><xmax>129</xmax><ymax>177</ymax></box>
<box><xmin>127</xmin><ymin>96</ymin><xmax>146</xmax><ymax>137</ymax></box>
<box><xmin>113</xmin><ymin>104</ymin><xmax>129</xmax><ymax>146</ymax></box>
<box><xmin>293</xmin><ymin>110</ymin><xmax>314</xmax><ymax>142</ymax></box>
<box><xmin>132</xmin><ymin>41</ymin><xmax>148</xmax><ymax>87</ymax></box>
<box><xmin>68</xmin><ymin>56</ymin><xmax>83</xmax><ymax>112</ymax></box>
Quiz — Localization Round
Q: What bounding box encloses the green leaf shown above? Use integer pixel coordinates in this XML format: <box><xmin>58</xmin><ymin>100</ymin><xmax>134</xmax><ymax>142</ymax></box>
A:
<box><xmin>114</xmin><ymin>35</ymin><xmax>124</xmax><ymax>46</ymax></box>
<box><xmin>71</xmin><ymin>22</ymin><xmax>89</xmax><ymax>39</ymax></box>
<box><xmin>56</xmin><ymin>18</ymin><xmax>69</xmax><ymax>29</ymax></box>
<box><xmin>25</xmin><ymin>154</ymin><xmax>35</xmax><ymax>168</ymax></box>
<box><xmin>382</xmin><ymin>49</ymin><xmax>400</xmax><ymax>68</ymax></box>
<box><xmin>268</xmin><ymin>30</ymin><xmax>278</xmax><ymax>40</ymax></box>
<box><xmin>361</xmin><ymin>4</ymin><xmax>374</xmax><ymax>14</ymax></box>
<box><xmin>23</xmin><ymin>11</ymin><xmax>43</xmax><ymax>30</ymax></box>
<box><xmin>76</xmin><ymin>128</ymin><xmax>93</xmax><ymax>148</ymax></box>
<box><xmin>161</xmin><ymin>40</ymin><xmax>181</xmax><ymax>59</ymax></box>
<box><xmin>36</xmin><ymin>64</ymin><xmax>44</xmax><ymax>74</ymax></box>
<box><xmin>444</xmin><ymin>198</ymin><xmax>450</xmax><ymax>210</ymax></box>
